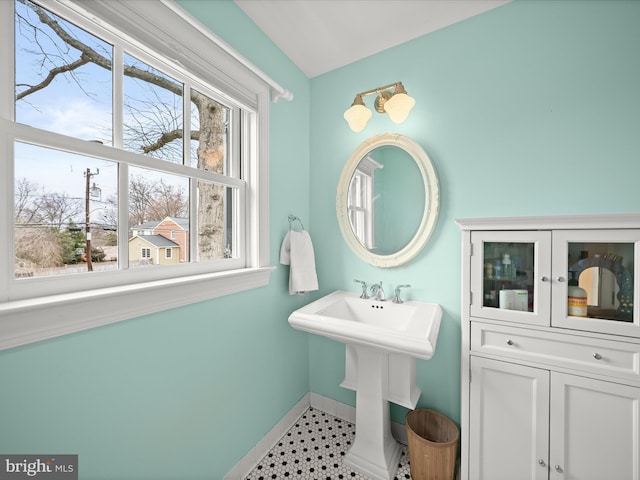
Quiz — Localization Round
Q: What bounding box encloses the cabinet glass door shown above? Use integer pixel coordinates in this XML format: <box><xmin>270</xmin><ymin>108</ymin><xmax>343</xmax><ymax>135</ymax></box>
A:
<box><xmin>470</xmin><ymin>231</ymin><xmax>551</xmax><ymax>326</ymax></box>
<box><xmin>552</xmin><ymin>230</ymin><xmax>640</xmax><ymax>337</ymax></box>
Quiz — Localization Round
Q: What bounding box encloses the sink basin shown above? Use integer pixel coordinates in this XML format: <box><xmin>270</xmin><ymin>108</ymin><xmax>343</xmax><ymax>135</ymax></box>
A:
<box><xmin>288</xmin><ymin>290</ymin><xmax>442</xmax><ymax>360</ymax></box>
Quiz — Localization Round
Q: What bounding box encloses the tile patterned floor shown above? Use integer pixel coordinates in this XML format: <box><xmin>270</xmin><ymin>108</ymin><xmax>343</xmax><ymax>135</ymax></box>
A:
<box><xmin>245</xmin><ymin>407</ymin><xmax>412</xmax><ymax>480</ymax></box>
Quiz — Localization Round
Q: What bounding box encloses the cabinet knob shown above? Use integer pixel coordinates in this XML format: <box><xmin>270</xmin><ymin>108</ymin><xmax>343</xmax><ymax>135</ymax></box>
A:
<box><xmin>538</xmin><ymin>459</ymin><xmax>546</xmax><ymax>466</ymax></box>
<box><xmin>555</xmin><ymin>276</ymin><xmax>566</xmax><ymax>282</ymax></box>
<box><xmin>507</xmin><ymin>339</ymin><xmax>514</xmax><ymax>346</ymax></box>
<box><xmin>541</xmin><ymin>276</ymin><xmax>550</xmax><ymax>282</ymax></box>
<box><xmin>554</xmin><ymin>465</ymin><xmax>563</xmax><ymax>473</ymax></box>
<box><xmin>593</xmin><ymin>352</ymin><xmax>602</xmax><ymax>360</ymax></box>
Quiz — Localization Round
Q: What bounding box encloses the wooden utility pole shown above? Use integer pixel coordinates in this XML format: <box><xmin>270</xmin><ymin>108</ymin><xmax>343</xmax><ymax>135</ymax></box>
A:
<box><xmin>84</xmin><ymin>168</ymin><xmax>99</xmax><ymax>271</ymax></box>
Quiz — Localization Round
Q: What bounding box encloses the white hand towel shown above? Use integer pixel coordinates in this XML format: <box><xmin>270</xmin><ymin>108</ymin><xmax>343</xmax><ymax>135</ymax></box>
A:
<box><xmin>280</xmin><ymin>230</ymin><xmax>319</xmax><ymax>295</ymax></box>
<box><xmin>280</xmin><ymin>231</ymin><xmax>292</xmax><ymax>265</ymax></box>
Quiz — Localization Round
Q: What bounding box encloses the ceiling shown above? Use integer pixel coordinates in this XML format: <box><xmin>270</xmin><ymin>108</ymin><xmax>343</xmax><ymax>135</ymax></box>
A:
<box><xmin>234</xmin><ymin>0</ymin><xmax>510</xmax><ymax>78</ymax></box>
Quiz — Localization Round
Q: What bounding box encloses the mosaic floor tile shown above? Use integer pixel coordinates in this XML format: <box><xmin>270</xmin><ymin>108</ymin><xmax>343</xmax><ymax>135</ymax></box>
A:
<box><xmin>245</xmin><ymin>407</ymin><xmax>412</xmax><ymax>480</ymax></box>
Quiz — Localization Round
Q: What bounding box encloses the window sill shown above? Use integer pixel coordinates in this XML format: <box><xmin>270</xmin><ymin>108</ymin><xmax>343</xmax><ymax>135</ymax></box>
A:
<box><xmin>0</xmin><ymin>266</ymin><xmax>275</xmax><ymax>351</ymax></box>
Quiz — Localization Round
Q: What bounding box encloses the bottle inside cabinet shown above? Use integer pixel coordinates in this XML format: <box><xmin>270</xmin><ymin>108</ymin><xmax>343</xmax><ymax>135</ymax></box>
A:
<box><xmin>482</xmin><ymin>242</ymin><xmax>535</xmax><ymax>312</ymax></box>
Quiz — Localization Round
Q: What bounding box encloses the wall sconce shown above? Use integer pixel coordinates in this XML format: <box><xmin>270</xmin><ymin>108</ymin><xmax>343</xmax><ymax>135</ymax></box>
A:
<box><xmin>344</xmin><ymin>82</ymin><xmax>415</xmax><ymax>132</ymax></box>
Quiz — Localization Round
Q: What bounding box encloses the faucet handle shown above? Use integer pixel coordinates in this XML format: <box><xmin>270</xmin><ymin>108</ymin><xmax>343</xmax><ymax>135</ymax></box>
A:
<box><xmin>354</xmin><ymin>279</ymin><xmax>369</xmax><ymax>299</ymax></box>
<box><xmin>393</xmin><ymin>284</ymin><xmax>411</xmax><ymax>304</ymax></box>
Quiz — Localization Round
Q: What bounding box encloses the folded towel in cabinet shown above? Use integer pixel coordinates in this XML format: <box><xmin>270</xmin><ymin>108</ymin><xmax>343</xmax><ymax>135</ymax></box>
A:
<box><xmin>280</xmin><ymin>230</ymin><xmax>319</xmax><ymax>295</ymax></box>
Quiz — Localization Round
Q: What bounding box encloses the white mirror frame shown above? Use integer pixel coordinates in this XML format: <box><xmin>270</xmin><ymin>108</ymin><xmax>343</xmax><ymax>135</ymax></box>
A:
<box><xmin>336</xmin><ymin>133</ymin><xmax>440</xmax><ymax>268</ymax></box>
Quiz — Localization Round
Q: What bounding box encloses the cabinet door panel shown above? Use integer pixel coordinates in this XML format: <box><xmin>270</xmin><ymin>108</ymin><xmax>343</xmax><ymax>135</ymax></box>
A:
<box><xmin>550</xmin><ymin>373</ymin><xmax>640</xmax><ymax>480</ymax></box>
<box><xmin>470</xmin><ymin>231</ymin><xmax>551</xmax><ymax>326</ymax></box>
<box><xmin>552</xmin><ymin>229</ymin><xmax>640</xmax><ymax>337</ymax></box>
<box><xmin>469</xmin><ymin>357</ymin><xmax>550</xmax><ymax>480</ymax></box>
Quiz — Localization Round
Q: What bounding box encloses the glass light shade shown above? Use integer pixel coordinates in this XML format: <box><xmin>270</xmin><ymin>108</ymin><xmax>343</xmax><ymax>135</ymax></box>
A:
<box><xmin>384</xmin><ymin>93</ymin><xmax>416</xmax><ymax>124</ymax></box>
<box><xmin>344</xmin><ymin>104</ymin><xmax>373</xmax><ymax>132</ymax></box>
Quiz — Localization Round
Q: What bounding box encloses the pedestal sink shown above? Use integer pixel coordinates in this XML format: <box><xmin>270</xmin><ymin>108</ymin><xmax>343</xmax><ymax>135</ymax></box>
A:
<box><xmin>288</xmin><ymin>290</ymin><xmax>442</xmax><ymax>480</ymax></box>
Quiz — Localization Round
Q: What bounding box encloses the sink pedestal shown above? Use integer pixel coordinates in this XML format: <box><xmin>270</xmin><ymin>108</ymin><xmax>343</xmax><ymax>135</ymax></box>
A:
<box><xmin>342</xmin><ymin>345</ymin><xmax>404</xmax><ymax>480</ymax></box>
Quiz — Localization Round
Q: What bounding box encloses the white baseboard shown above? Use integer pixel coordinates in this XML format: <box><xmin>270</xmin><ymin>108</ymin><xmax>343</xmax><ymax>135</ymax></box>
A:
<box><xmin>223</xmin><ymin>393</ymin><xmax>311</xmax><ymax>480</ymax></box>
<box><xmin>223</xmin><ymin>392</ymin><xmax>407</xmax><ymax>479</ymax></box>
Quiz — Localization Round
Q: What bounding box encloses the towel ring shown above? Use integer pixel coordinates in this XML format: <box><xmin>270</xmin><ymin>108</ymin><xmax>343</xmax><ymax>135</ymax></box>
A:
<box><xmin>288</xmin><ymin>214</ymin><xmax>304</xmax><ymax>231</ymax></box>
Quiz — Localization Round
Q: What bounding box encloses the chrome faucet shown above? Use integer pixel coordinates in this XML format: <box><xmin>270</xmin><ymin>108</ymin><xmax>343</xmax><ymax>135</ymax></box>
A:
<box><xmin>392</xmin><ymin>284</ymin><xmax>411</xmax><ymax>304</ymax></box>
<box><xmin>370</xmin><ymin>281</ymin><xmax>386</xmax><ymax>301</ymax></box>
<box><xmin>354</xmin><ymin>279</ymin><xmax>369</xmax><ymax>299</ymax></box>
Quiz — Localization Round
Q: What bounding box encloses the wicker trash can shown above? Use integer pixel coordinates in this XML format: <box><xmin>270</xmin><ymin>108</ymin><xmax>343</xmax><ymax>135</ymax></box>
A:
<box><xmin>406</xmin><ymin>409</ymin><xmax>459</xmax><ymax>480</ymax></box>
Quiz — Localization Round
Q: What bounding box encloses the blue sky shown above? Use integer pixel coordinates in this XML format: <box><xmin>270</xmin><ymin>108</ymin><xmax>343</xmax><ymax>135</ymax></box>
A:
<box><xmin>14</xmin><ymin>0</ymin><xmax>187</xmax><ymax>219</ymax></box>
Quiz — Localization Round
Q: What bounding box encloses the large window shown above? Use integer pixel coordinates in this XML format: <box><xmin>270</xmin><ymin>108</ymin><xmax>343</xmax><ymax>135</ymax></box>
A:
<box><xmin>0</xmin><ymin>0</ymin><xmax>277</xmax><ymax>349</ymax></box>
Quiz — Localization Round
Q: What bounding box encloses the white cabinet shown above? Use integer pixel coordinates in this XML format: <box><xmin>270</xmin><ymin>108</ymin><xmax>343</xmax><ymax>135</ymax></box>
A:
<box><xmin>469</xmin><ymin>356</ymin><xmax>640</xmax><ymax>480</ymax></box>
<box><xmin>458</xmin><ymin>214</ymin><xmax>640</xmax><ymax>480</ymax></box>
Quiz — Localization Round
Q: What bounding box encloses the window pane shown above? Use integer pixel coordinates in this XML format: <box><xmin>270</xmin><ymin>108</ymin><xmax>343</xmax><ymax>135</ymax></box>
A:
<box><xmin>197</xmin><ymin>181</ymin><xmax>235</xmax><ymax>260</ymax></box>
<box><xmin>190</xmin><ymin>89</ymin><xmax>230</xmax><ymax>172</ymax></box>
<box><xmin>128</xmin><ymin>167</ymin><xmax>189</xmax><ymax>267</ymax></box>
<box><xmin>123</xmin><ymin>53</ymin><xmax>183</xmax><ymax>163</ymax></box>
<box><xmin>15</xmin><ymin>1</ymin><xmax>113</xmax><ymax>144</ymax></box>
<box><xmin>14</xmin><ymin>142</ymin><xmax>119</xmax><ymax>277</ymax></box>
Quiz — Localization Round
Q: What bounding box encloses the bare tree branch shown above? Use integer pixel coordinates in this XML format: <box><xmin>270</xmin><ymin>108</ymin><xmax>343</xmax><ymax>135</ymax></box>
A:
<box><xmin>19</xmin><ymin>0</ymin><xmax>182</xmax><ymax>96</ymax></box>
<box><xmin>141</xmin><ymin>129</ymin><xmax>182</xmax><ymax>154</ymax></box>
<box><xmin>16</xmin><ymin>53</ymin><xmax>90</xmax><ymax>100</ymax></box>
<box><xmin>15</xmin><ymin>226</ymin><xmax>63</xmax><ymax>268</ymax></box>
<box><xmin>141</xmin><ymin>129</ymin><xmax>202</xmax><ymax>154</ymax></box>
<box><xmin>18</xmin><ymin>1</ymin><xmax>210</xmax><ymax>157</ymax></box>
<box><xmin>129</xmin><ymin>175</ymin><xmax>188</xmax><ymax>226</ymax></box>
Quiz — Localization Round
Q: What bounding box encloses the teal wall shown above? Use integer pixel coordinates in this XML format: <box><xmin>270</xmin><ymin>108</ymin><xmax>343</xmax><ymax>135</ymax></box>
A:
<box><xmin>2</xmin><ymin>0</ymin><xmax>640</xmax><ymax>478</ymax></box>
<box><xmin>0</xmin><ymin>1</ymin><xmax>312</xmax><ymax>479</ymax></box>
<box><xmin>309</xmin><ymin>0</ymin><xmax>640</xmax><ymax>426</ymax></box>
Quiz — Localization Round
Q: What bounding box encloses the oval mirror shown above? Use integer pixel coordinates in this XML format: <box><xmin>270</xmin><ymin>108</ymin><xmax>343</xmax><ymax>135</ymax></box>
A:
<box><xmin>336</xmin><ymin>133</ymin><xmax>439</xmax><ymax>267</ymax></box>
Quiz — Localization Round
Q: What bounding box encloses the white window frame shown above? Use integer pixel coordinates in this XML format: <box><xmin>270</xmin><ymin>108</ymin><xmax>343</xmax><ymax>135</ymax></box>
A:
<box><xmin>347</xmin><ymin>156</ymin><xmax>382</xmax><ymax>249</ymax></box>
<box><xmin>0</xmin><ymin>0</ymin><xmax>290</xmax><ymax>350</ymax></box>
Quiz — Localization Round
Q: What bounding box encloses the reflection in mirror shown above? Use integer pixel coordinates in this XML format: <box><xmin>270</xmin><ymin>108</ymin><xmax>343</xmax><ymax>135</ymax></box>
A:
<box><xmin>347</xmin><ymin>155</ymin><xmax>381</xmax><ymax>251</ymax></box>
<box><xmin>569</xmin><ymin>245</ymin><xmax>634</xmax><ymax>321</ymax></box>
<box><xmin>337</xmin><ymin>134</ymin><xmax>439</xmax><ymax>268</ymax></box>
<box><xmin>579</xmin><ymin>268</ymin><xmax>618</xmax><ymax>310</ymax></box>
<box><xmin>348</xmin><ymin>147</ymin><xmax>424</xmax><ymax>255</ymax></box>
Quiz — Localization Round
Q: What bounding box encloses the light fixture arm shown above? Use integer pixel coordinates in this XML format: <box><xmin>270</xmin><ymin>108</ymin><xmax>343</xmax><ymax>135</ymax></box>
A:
<box><xmin>353</xmin><ymin>81</ymin><xmax>404</xmax><ymax>99</ymax></box>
